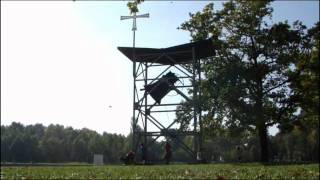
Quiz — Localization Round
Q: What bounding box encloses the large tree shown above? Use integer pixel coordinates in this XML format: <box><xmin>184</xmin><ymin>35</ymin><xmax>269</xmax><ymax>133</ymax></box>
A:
<box><xmin>178</xmin><ymin>1</ymin><xmax>317</xmax><ymax>162</ymax></box>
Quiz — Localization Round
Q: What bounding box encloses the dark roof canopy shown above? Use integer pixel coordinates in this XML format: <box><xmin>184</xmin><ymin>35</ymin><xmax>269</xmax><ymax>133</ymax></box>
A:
<box><xmin>118</xmin><ymin>38</ymin><xmax>215</xmax><ymax>65</ymax></box>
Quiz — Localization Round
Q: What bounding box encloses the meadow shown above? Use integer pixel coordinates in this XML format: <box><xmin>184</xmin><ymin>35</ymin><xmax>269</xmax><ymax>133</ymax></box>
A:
<box><xmin>1</xmin><ymin>163</ymin><xmax>319</xmax><ymax>179</ymax></box>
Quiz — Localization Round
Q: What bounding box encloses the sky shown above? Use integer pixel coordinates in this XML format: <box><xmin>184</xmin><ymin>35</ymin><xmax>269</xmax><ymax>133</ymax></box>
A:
<box><xmin>1</xmin><ymin>1</ymin><xmax>319</xmax><ymax>136</ymax></box>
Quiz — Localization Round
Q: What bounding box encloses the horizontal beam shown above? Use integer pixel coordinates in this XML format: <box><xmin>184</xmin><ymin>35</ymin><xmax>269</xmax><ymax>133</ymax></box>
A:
<box><xmin>140</xmin><ymin>85</ymin><xmax>193</xmax><ymax>91</ymax></box>
<box><xmin>150</xmin><ymin>109</ymin><xmax>190</xmax><ymax>113</ymax></box>
<box><xmin>147</xmin><ymin>62</ymin><xmax>190</xmax><ymax>67</ymax></box>
<box><xmin>135</xmin><ymin>76</ymin><xmax>192</xmax><ymax>82</ymax></box>
<box><xmin>134</xmin><ymin>131</ymin><xmax>199</xmax><ymax>136</ymax></box>
<box><xmin>136</xmin><ymin>49</ymin><xmax>193</xmax><ymax>59</ymax></box>
<box><xmin>144</xmin><ymin>103</ymin><xmax>184</xmax><ymax>107</ymax></box>
<box><xmin>175</xmin><ymin>85</ymin><xmax>193</xmax><ymax>88</ymax></box>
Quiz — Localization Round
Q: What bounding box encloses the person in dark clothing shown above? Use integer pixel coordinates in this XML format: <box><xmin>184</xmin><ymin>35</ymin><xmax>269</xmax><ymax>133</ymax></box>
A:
<box><xmin>236</xmin><ymin>146</ymin><xmax>242</xmax><ymax>162</ymax></box>
<box><xmin>164</xmin><ymin>142</ymin><xmax>172</xmax><ymax>164</ymax></box>
<box><xmin>120</xmin><ymin>150</ymin><xmax>135</xmax><ymax>165</ymax></box>
<box><xmin>140</xmin><ymin>143</ymin><xmax>146</xmax><ymax>164</ymax></box>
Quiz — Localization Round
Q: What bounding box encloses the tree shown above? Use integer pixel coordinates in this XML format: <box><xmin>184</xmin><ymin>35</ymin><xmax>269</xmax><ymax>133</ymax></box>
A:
<box><xmin>25</xmin><ymin>124</ymin><xmax>46</xmax><ymax>162</ymax></box>
<box><xmin>127</xmin><ymin>0</ymin><xmax>144</xmax><ymax>14</ymax></box>
<box><xmin>178</xmin><ymin>1</ymin><xmax>317</xmax><ymax>162</ymax></box>
<box><xmin>40</xmin><ymin>124</ymin><xmax>68</xmax><ymax>162</ymax></box>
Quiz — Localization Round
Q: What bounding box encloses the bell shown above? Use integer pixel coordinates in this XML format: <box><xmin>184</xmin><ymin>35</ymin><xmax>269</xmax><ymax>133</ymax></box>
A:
<box><xmin>145</xmin><ymin>72</ymin><xmax>178</xmax><ymax>104</ymax></box>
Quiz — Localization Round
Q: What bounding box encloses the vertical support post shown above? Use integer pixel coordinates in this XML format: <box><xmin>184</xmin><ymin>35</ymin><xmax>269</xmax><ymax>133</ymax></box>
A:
<box><xmin>192</xmin><ymin>47</ymin><xmax>198</xmax><ymax>160</ymax></box>
<box><xmin>198</xmin><ymin>58</ymin><xmax>203</xmax><ymax>153</ymax></box>
<box><xmin>144</xmin><ymin>62</ymin><xmax>148</xmax><ymax>162</ymax></box>
<box><xmin>132</xmin><ymin>20</ymin><xmax>137</xmax><ymax>152</ymax></box>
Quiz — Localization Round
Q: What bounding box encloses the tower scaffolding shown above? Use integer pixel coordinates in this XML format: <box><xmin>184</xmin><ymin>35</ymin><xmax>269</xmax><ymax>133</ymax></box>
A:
<box><xmin>118</xmin><ymin>38</ymin><xmax>215</xmax><ymax>162</ymax></box>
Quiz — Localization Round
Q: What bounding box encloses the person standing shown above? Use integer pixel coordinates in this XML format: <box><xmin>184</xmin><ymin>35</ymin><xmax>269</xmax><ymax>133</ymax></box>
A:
<box><xmin>164</xmin><ymin>142</ymin><xmax>172</xmax><ymax>164</ymax></box>
<box><xmin>236</xmin><ymin>145</ymin><xmax>242</xmax><ymax>162</ymax></box>
<box><xmin>140</xmin><ymin>143</ymin><xmax>146</xmax><ymax>164</ymax></box>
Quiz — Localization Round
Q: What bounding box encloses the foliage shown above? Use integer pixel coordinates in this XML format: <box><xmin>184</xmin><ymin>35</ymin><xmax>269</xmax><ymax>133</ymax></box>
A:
<box><xmin>1</xmin><ymin>122</ymin><xmax>319</xmax><ymax>164</ymax></box>
<box><xmin>1</xmin><ymin>122</ymin><xmax>129</xmax><ymax>164</ymax></box>
<box><xmin>178</xmin><ymin>0</ymin><xmax>319</xmax><ymax>162</ymax></box>
<box><xmin>2</xmin><ymin>121</ymin><xmax>318</xmax><ymax>164</ymax></box>
<box><xmin>286</xmin><ymin>22</ymin><xmax>319</xmax><ymax>131</ymax></box>
<box><xmin>1</xmin><ymin>163</ymin><xmax>319</xmax><ymax>179</ymax></box>
<box><xmin>270</xmin><ymin>126</ymin><xmax>319</xmax><ymax>162</ymax></box>
<box><xmin>127</xmin><ymin>0</ymin><xmax>144</xmax><ymax>14</ymax></box>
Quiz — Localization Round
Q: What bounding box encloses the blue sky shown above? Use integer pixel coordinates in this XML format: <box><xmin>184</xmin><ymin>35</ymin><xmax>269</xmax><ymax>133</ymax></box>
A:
<box><xmin>1</xmin><ymin>1</ymin><xmax>319</xmax><ymax>135</ymax></box>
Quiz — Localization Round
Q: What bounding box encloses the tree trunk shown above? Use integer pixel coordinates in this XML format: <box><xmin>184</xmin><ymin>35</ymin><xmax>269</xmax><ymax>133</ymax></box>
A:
<box><xmin>258</xmin><ymin>124</ymin><xmax>269</xmax><ymax>162</ymax></box>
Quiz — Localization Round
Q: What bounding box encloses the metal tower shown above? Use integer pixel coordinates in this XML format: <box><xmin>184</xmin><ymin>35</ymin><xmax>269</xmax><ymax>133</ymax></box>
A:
<box><xmin>118</xmin><ymin>39</ymin><xmax>215</xmax><ymax>163</ymax></box>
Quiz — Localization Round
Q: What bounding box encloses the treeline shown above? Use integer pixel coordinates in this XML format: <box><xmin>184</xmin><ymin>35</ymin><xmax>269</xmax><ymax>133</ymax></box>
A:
<box><xmin>1</xmin><ymin>122</ymin><xmax>129</xmax><ymax>163</ymax></box>
<box><xmin>1</xmin><ymin>122</ymin><xmax>318</xmax><ymax>163</ymax></box>
<box><xmin>0</xmin><ymin>122</ymin><xmax>193</xmax><ymax>163</ymax></box>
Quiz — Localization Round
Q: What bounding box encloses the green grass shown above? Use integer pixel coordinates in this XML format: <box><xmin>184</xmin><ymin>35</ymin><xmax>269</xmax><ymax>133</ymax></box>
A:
<box><xmin>1</xmin><ymin>163</ymin><xmax>319</xmax><ymax>179</ymax></box>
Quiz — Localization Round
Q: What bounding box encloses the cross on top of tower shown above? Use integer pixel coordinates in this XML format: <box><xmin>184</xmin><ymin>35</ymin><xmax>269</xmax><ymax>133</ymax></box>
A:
<box><xmin>120</xmin><ymin>13</ymin><xmax>149</xmax><ymax>31</ymax></box>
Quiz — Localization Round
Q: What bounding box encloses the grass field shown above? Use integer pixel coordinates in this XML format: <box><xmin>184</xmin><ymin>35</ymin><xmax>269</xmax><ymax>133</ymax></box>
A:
<box><xmin>1</xmin><ymin>163</ymin><xmax>319</xmax><ymax>179</ymax></box>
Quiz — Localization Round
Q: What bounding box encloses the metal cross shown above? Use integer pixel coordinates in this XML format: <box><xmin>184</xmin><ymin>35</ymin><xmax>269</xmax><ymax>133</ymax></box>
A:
<box><xmin>121</xmin><ymin>13</ymin><xmax>149</xmax><ymax>32</ymax></box>
<box><xmin>120</xmin><ymin>13</ymin><xmax>149</xmax><ymax>49</ymax></box>
<box><xmin>120</xmin><ymin>12</ymin><xmax>149</xmax><ymax>75</ymax></box>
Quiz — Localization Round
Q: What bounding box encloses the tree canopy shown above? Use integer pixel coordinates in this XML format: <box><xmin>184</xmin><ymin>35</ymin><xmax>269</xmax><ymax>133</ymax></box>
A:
<box><xmin>178</xmin><ymin>0</ymin><xmax>319</xmax><ymax>162</ymax></box>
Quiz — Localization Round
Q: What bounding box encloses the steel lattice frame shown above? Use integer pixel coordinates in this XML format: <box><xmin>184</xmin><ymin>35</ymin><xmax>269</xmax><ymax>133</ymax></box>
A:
<box><xmin>131</xmin><ymin>48</ymin><xmax>203</xmax><ymax>162</ymax></box>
